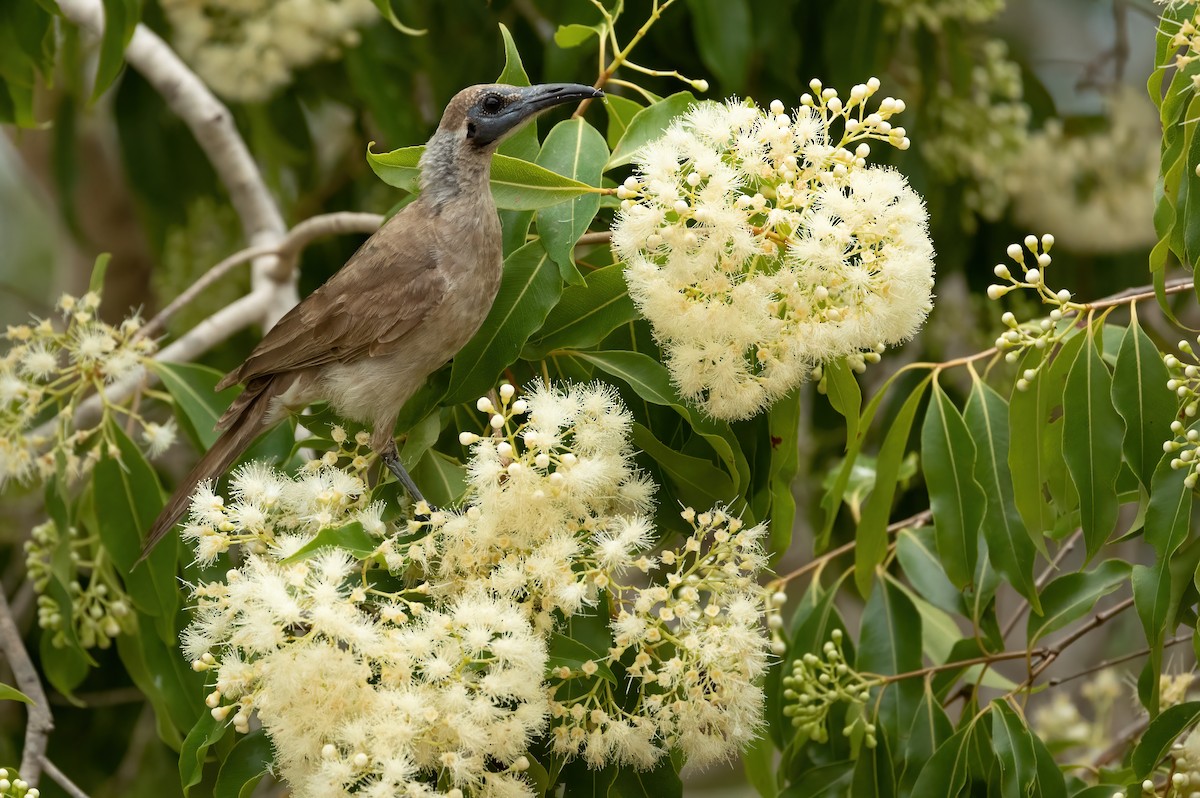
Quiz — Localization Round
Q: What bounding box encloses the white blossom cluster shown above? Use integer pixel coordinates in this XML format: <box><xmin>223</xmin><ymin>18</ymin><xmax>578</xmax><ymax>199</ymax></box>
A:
<box><xmin>181</xmin><ymin>382</ymin><xmax>772</xmax><ymax>797</ymax></box>
<box><xmin>1173</xmin><ymin>725</ymin><xmax>1200</xmax><ymax>798</ymax></box>
<box><xmin>611</xmin><ymin>79</ymin><xmax>934</xmax><ymax>420</ymax></box>
<box><xmin>881</xmin><ymin>0</ymin><xmax>1003</xmax><ymax>31</ymax></box>
<box><xmin>0</xmin><ymin>292</ymin><xmax>164</xmax><ymax>491</ymax></box>
<box><xmin>550</xmin><ymin>506</ymin><xmax>770</xmax><ymax>769</ymax></box>
<box><xmin>1008</xmin><ymin>87</ymin><xmax>1159</xmax><ymax>254</ymax></box>
<box><xmin>922</xmin><ymin>40</ymin><xmax>1030</xmax><ymax>224</ymax></box>
<box><xmin>161</xmin><ymin>0</ymin><xmax>379</xmax><ymax>102</ymax></box>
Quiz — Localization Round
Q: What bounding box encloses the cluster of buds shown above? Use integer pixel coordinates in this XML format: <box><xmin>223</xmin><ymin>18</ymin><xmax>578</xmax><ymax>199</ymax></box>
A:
<box><xmin>989</xmin><ymin>234</ymin><xmax>1088</xmax><ymax>388</ymax></box>
<box><xmin>782</xmin><ymin>629</ymin><xmax>878</xmax><ymax>748</ymax></box>
<box><xmin>801</xmin><ymin>77</ymin><xmax>911</xmax><ymax>153</ymax></box>
<box><xmin>1165</xmin><ymin>11</ymin><xmax>1200</xmax><ymax>93</ymax></box>
<box><xmin>0</xmin><ymin>770</ymin><xmax>39</xmax><ymax>798</ymax></box>
<box><xmin>1162</xmin><ymin>343</ymin><xmax>1200</xmax><ymax>488</ymax></box>
<box><xmin>25</xmin><ymin>520</ymin><xmax>132</xmax><ymax>649</ymax></box>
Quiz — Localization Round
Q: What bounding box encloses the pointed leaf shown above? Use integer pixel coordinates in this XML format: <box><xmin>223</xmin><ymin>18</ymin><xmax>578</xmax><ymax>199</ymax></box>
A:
<box><xmin>522</xmin><ymin>264</ymin><xmax>638</xmax><ymax>358</ymax></box>
<box><xmin>631</xmin><ymin>423</ymin><xmax>735</xmax><ymax>506</ymax></box>
<box><xmin>922</xmin><ymin>382</ymin><xmax>985</xmax><ymax>589</ymax></box>
<box><xmin>153</xmin><ymin>361</ymin><xmax>239</xmax><ymax>449</ymax></box>
<box><xmin>604</xmin><ymin>94</ymin><xmax>643</xmax><ymax>150</ymax></box>
<box><xmin>369</xmin><ymin>0</ymin><xmax>425</xmax><ymax>34</ymax></box>
<box><xmin>857</xmin><ymin>579</ymin><xmax>923</xmax><ymax>760</ymax></box>
<box><xmin>94</xmin><ymin>0</ymin><xmax>140</xmax><ymax>100</ymax></box>
<box><xmin>1133</xmin><ymin>700</ymin><xmax>1200</xmax><ymax>778</ymax></box>
<box><xmin>554</xmin><ymin>23</ymin><xmax>601</xmax><ymax>48</ymax></box>
<box><xmin>606</xmin><ymin>91</ymin><xmax>696</xmax><ymax>169</ymax></box>
<box><xmin>1112</xmin><ymin>312</ymin><xmax>1178</xmax><ymax>490</ymax></box>
<box><xmin>1027</xmin><ymin>559</ymin><xmax>1131</xmax><ymax>647</ymax></box>
<box><xmin>991</xmin><ymin>701</ymin><xmax>1037</xmax><ymax>798</ymax></box>
<box><xmin>367</xmin><ymin>146</ymin><xmax>595</xmax><ymax>210</ymax></box>
<box><xmin>445</xmin><ymin>240</ymin><xmax>562</xmax><ymax>404</ymax></box>
<box><xmin>856</xmin><ymin>377</ymin><xmax>931</xmax><ymax>596</ymax></box>
<box><xmin>824</xmin><ymin>358</ymin><xmax>861</xmax><ymax>449</ymax></box>
<box><xmin>965</xmin><ymin>379</ymin><xmax>1039</xmax><ymax>611</ymax></box>
<box><xmin>1063</xmin><ymin>326</ymin><xmax>1125</xmax><ymax>558</ymax></box>
<box><xmin>215</xmin><ymin>730</ymin><xmax>273</xmax><ymax>798</ymax></box>
<box><xmin>0</xmin><ymin>683</ymin><xmax>32</xmax><ymax>704</ymax></box>
<box><xmin>280</xmin><ymin>522</ymin><xmax>378</xmax><ymax>564</ymax></box>
<box><xmin>535</xmin><ymin>118</ymin><xmax>608</xmax><ymax>284</ymax></box>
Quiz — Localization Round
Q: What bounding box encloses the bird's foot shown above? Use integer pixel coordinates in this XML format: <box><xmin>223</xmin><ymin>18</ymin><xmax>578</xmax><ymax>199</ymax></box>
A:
<box><xmin>380</xmin><ymin>443</ymin><xmax>432</xmax><ymax>520</ymax></box>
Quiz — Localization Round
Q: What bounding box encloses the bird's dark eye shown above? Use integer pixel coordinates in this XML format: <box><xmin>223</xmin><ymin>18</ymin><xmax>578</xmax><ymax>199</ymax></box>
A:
<box><xmin>481</xmin><ymin>94</ymin><xmax>504</xmax><ymax>114</ymax></box>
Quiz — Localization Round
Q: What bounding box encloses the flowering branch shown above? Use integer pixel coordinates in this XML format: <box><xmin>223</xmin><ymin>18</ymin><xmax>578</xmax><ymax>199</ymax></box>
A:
<box><xmin>0</xmin><ymin>589</ymin><xmax>52</xmax><ymax>786</ymax></box>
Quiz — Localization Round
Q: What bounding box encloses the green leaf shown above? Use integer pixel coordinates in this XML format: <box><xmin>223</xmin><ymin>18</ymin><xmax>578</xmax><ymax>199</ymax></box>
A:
<box><xmin>991</xmin><ymin>701</ymin><xmax>1036</xmax><ymax>798</ymax></box>
<box><xmin>824</xmin><ymin>359</ymin><xmax>861</xmax><ymax>449</ymax></box>
<box><xmin>153</xmin><ymin>361</ymin><xmax>240</xmax><ymax>449</ymax></box>
<box><xmin>897</xmin><ymin>683</ymin><xmax>954</xmax><ymax>794</ymax></box>
<box><xmin>767</xmin><ymin>392</ymin><xmax>802</xmax><ymax>558</ymax></box>
<box><xmin>523</xmin><ymin>264</ymin><xmax>638</xmax><ymax>359</ymax></box>
<box><xmin>1062</xmin><ymin>326</ymin><xmax>1125</xmax><ymax>559</ymax></box>
<box><xmin>1027</xmin><ymin>559</ymin><xmax>1131</xmax><ymax>647</ymax></box>
<box><xmin>554</xmin><ymin>23</ymin><xmax>601</xmax><ymax>49</ymax></box>
<box><xmin>117</xmin><ymin>619</ymin><xmax>202</xmax><ymax>748</ymax></box>
<box><xmin>857</xmin><ymin>579</ymin><xmax>923</xmax><ymax>762</ymax></box>
<box><xmin>280</xmin><ymin>522</ymin><xmax>378</xmax><ymax>564</ymax></box>
<box><xmin>0</xmin><ymin>683</ymin><xmax>33</xmax><ymax>704</ymax></box>
<box><xmin>445</xmin><ymin>239</ymin><xmax>561</xmax><ymax>404</ymax></box>
<box><xmin>604</xmin><ymin>94</ymin><xmax>644</xmax><ymax>150</ymax></box>
<box><xmin>496</xmin><ymin>23</ymin><xmax>530</xmax><ymax>86</ymax></box>
<box><xmin>215</xmin><ymin>730</ymin><xmax>273</xmax><ymax>798</ymax></box>
<box><xmin>367</xmin><ymin>146</ymin><xmax>596</xmax><ymax>210</ymax></box>
<box><xmin>572</xmin><ymin>350</ymin><xmax>743</xmax><ymax>487</ymax></box>
<box><xmin>369</xmin><ymin>0</ymin><xmax>425</xmax><ymax>34</ymax></box>
<box><xmin>1112</xmin><ymin>311</ymin><xmax>1178</xmax><ymax>491</ymax></box>
<box><xmin>606</xmin><ymin>92</ymin><xmax>696</xmax><ymax>170</ymax></box>
<box><xmin>632</xmin><ymin>423</ymin><xmax>735</xmax><ymax>507</ymax></box>
<box><xmin>178</xmin><ymin>710</ymin><xmax>227</xmax><ymax>795</ymax></box>
<box><xmin>1132</xmin><ymin>700</ymin><xmax>1200</xmax><ymax>778</ymax></box>
<box><xmin>856</xmin><ymin>376</ymin><xmax>931</xmax><ymax>597</ymax></box>
<box><xmin>685</xmin><ymin>0</ymin><xmax>751</xmax><ymax>90</ymax></box>
<box><xmin>964</xmin><ymin>379</ymin><xmax>1040</xmax><ymax>611</ymax></box>
<box><xmin>535</xmin><ymin>118</ymin><xmax>609</xmax><ymax>285</ymax></box>
<box><xmin>495</xmin><ymin>24</ymin><xmax>538</xmax><ymax>164</ymax></box>
<box><xmin>852</xmin><ymin>727</ymin><xmax>896</xmax><ymax>798</ymax></box>
<box><xmin>94</xmin><ymin>422</ymin><xmax>178</xmax><ymax>630</ymax></box>
<box><xmin>896</xmin><ymin>526</ymin><xmax>963</xmax><ymax>616</ymax></box>
<box><xmin>910</xmin><ymin>725</ymin><xmax>973</xmax><ymax>798</ymax></box>
<box><xmin>94</xmin><ymin>0</ymin><xmax>140</xmax><ymax>100</ymax></box>
<box><xmin>88</xmin><ymin>252</ymin><xmax>111</xmax><ymax>294</ymax></box>
<box><xmin>612</xmin><ymin>757</ymin><xmax>682</xmax><ymax>797</ymax></box>
<box><xmin>410</xmin><ymin>450</ymin><xmax>466</xmax><ymax>507</ymax></box>
<box><xmin>922</xmin><ymin>381</ymin><xmax>985</xmax><ymax>589</ymax></box>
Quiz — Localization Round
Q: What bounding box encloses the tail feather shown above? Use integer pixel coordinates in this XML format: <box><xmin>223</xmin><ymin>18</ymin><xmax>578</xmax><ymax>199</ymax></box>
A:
<box><xmin>139</xmin><ymin>385</ymin><xmax>275</xmax><ymax>561</ymax></box>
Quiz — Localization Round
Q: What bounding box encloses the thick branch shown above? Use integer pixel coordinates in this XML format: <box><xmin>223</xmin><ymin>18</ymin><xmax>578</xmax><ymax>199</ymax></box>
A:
<box><xmin>0</xmin><ymin>590</ymin><xmax>52</xmax><ymax>785</ymax></box>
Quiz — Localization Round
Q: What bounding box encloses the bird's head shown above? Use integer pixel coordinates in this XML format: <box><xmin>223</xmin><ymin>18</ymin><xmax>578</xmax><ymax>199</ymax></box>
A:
<box><xmin>438</xmin><ymin>83</ymin><xmax>604</xmax><ymax>149</ymax></box>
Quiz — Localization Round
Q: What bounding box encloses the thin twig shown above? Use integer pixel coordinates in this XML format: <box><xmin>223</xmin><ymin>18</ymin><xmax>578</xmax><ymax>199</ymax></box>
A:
<box><xmin>877</xmin><ymin>647</ymin><xmax>1045</xmax><ymax>685</ymax></box>
<box><xmin>1001</xmin><ymin>529</ymin><xmax>1083</xmax><ymax>639</ymax></box>
<box><xmin>1095</xmin><ymin>716</ymin><xmax>1150</xmax><ymax>768</ymax></box>
<box><xmin>0</xmin><ymin>590</ymin><xmax>52</xmax><ymax>785</ymax></box>
<box><xmin>38</xmin><ymin>758</ymin><xmax>90</xmax><ymax>798</ymax></box>
<box><xmin>575</xmin><ymin>230</ymin><xmax>613</xmax><ymax>247</ymax></box>
<box><xmin>776</xmin><ymin>510</ymin><xmax>931</xmax><ymax>584</ymax></box>
<box><xmin>1023</xmin><ymin>595</ymin><xmax>1137</xmax><ymax>686</ymax></box>
<box><xmin>1048</xmin><ymin>633</ymin><xmax>1191</xmax><ymax>687</ymax></box>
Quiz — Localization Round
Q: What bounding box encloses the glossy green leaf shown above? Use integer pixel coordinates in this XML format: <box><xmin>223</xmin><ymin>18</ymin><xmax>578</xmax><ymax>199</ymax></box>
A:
<box><xmin>495</xmin><ymin>23</ymin><xmax>538</xmax><ymax>164</ymax></box>
<box><xmin>554</xmin><ymin>23</ymin><xmax>601</xmax><ymax>48</ymax></box>
<box><xmin>686</xmin><ymin>0</ymin><xmax>751</xmax><ymax>89</ymax></box>
<box><xmin>572</xmin><ymin>350</ymin><xmax>743</xmax><ymax>487</ymax></box>
<box><xmin>852</xmin><ymin>726</ymin><xmax>896</xmax><ymax>798</ymax></box>
<box><xmin>367</xmin><ymin>146</ymin><xmax>596</xmax><ymax>210</ymax></box>
<box><xmin>1132</xmin><ymin>700</ymin><xmax>1200</xmax><ymax>778</ymax></box>
<box><xmin>153</xmin><ymin>361</ymin><xmax>239</xmax><ymax>449</ymax></box>
<box><xmin>896</xmin><ymin>683</ymin><xmax>954</xmax><ymax>794</ymax></box>
<box><xmin>922</xmin><ymin>381</ymin><xmax>985</xmax><ymax>589</ymax></box>
<box><xmin>523</xmin><ymin>264</ymin><xmax>638</xmax><ymax>359</ymax></box>
<box><xmin>215</xmin><ymin>730</ymin><xmax>273</xmax><ymax>798</ymax></box>
<box><xmin>280</xmin><ymin>522</ymin><xmax>378</xmax><ymax>564</ymax></box>
<box><xmin>767</xmin><ymin>391</ymin><xmax>802</xmax><ymax>558</ymax></box>
<box><xmin>1112</xmin><ymin>311</ymin><xmax>1178</xmax><ymax>490</ymax></box>
<box><xmin>116</xmin><ymin>619</ymin><xmax>201</xmax><ymax>747</ymax></box>
<box><xmin>824</xmin><ymin>359</ymin><xmax>861</xmax><ymax>449</ymax></box>
<box><xmin>991</xmin><ymin>701</ymin><xmax>1036</xmax><ymax>798</ymax></box>
<box><xmin>88</xmin><ymin>252</ymin><xmax>111</xmax><ymax>294</ymax></box>
<box><xmin>547</xmin><ymin>633</ymin><xmax>616</xmax><ymax>684</ymax></box>
<box><xmin>857</xmin><ymin>579</ymin><xmax>923</xmax><ymax>761</ymax></box>
<box><xmin>606</xmin><ymin>91</ymin><xmax>695</xmax><ymax>169</ymax></box>
<box><xmin>369</xmin><ymin>0</ymin><xmax>425</xmax><ymax>34</ymax></box>
<box><xmin>94</xmin><ymin>422</ymin><xmax>178</xmax><ymax>629</ymax></box>
<box><xmin>896</xmin><ymin>526</ymin><xmax>962</xmax><ymax>615</ymax></box>
<box><xmin>178</xmin><ymin>710</ymin><xmax>227</xmax><ymax>795</ymax></box>
<box><xmin>94</xmin><ymin>0</ymin><xmax>140</xmax><ymax>100</ymax></box>
<box><xmin>410</xmin><ymin>450</ymin><xmax>466</xmax><ymax>507</ymax></box>
<box><xmin>1027</xmin><ymin>559</ymin><xmax>1131</xmax><ymax>647</ymax></box>
<box><xmin>964</xmin><ymin>378</ymin><xmax>1039</xmax><ymax>611</ymax></box>
<box><xmin>909</xmin><ymin>725</ymin><xmax>972</xmax><ymax>798</ymax></box>
<box><xmin>632</xmin><ymin>422</ymin><xmax>735</xmax><ymax>506</ymax></box>
<box><xmin>535</xmin><ymin>118</ymin><xmax>609</xmax><ymax>284</ymax></box>
<box><xmin>856</xmin><ymin>376</ymin><xmax>931</xmax><ymax>597</ymax></box>
<box><xmin>604</xmin><ymin>94</ymin><xmax>643</xmax><ymax>150</ymax></box>
<box><xmin>1062</xmin><ymin>326</ymin><xmax>1125</xmax><ymax>559</ymax></box>
<box><xmin>446</xmin><ymin>239</ymin><xmax>561</xmax><ymax>404</ymax></box>
<box><xmin>612</xmin><ymin>757</ymin><xmax>682</xmax><ymax>798</ymax></box>
<box><xmin>0</xmin><ymin>683</ymin><xmax>32</xmax><ymax>704</ymax></box>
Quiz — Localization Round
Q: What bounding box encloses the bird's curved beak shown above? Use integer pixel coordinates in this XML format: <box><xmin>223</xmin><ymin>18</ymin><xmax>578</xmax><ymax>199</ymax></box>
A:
<box><xmin>473</xmin><ymin>83</ymin><xmax>603</xmax><ymax>145</ymax></box>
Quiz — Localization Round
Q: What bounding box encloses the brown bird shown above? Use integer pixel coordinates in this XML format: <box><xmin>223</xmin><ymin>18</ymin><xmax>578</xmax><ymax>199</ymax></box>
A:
<box><xmin>141</xmin><ymin>82</ymin><xmax>603</xmax><ymax>558</ymax></box>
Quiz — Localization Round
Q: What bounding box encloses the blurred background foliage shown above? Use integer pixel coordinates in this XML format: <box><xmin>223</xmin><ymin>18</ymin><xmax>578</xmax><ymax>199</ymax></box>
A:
<box><xmin>0</xmin><ymin>0</ymin><xmax>1175</xmax><ymax>795</ymax></box>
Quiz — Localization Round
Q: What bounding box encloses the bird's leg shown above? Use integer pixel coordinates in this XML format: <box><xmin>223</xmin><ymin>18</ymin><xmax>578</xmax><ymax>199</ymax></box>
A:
<box><xmin>380</xmin><ymin>440</ymin><xmax>428</xmax><ymax>507</ymax></box>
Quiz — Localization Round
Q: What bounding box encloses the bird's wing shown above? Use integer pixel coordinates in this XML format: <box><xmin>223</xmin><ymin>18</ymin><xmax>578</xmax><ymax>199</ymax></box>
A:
<box><xmin>219</xmin><ymin>209</ymin><xmax>449</xmax><ymax>387</ymax></box>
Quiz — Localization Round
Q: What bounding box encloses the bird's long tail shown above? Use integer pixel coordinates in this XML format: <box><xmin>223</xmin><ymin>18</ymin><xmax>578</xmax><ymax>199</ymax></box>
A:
<box><xmin>139</xmin><ymin>384</ymin><xmax>276</xmax><ymax>561</ymax></box>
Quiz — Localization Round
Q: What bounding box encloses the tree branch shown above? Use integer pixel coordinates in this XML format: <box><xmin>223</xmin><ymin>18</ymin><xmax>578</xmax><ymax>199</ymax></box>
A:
<box><xmin>38</xmin><ymin>758</ymin><xmax>90</xmax><ymax>798</ymax></box>
<box><xmin>0</xmin><ymin>590</ymin><xmax>52</xmax><ymax>786</ymax></box>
